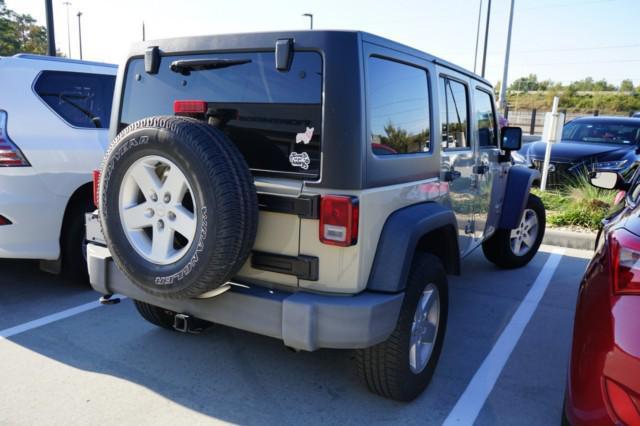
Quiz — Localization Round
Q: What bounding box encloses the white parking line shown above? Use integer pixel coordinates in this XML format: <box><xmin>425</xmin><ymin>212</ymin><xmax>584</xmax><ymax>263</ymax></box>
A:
<box><xmin>0</xmin><ymin>298</ymin><xmax>124</xmax><ymax>340</ymax></box>
<box><xmin>443</xmin><ymin>247</ymin><xmax>566</xmax><ymax>425</ymax></box>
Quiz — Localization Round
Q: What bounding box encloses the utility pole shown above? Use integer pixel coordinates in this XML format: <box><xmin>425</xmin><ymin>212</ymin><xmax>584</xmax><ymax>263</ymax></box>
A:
<box><xmin>473</xmin><ymin>0</ymin><xmax>483</xmax><ymax>74</ymax></box>
<box><xmin>481</xmin><ymin>0</ymin><xmax>492</xmax><ymax>78</ymax></box>
<box><xmin>302</xmin><ymin>13</ymin><xmax>313</xmax><ymax>30</ymax></box>
<box><xmin>77</xmin><ymin>12</ymin><xmax>83</xmax><ymax>60</ymax></box>
<box><xmin>63</xmin><ymin>1</ymin><xmax>72</xmax><ymax>58</ymax></box>
<box><xmin>142</xmin><ymin>21</ymin><xmax>146</xmax><ymax>41</ymax></box>
<box><xmin>44</xmin><ymin>0</ymin><xmax>56</xmax><ymax>56</ymax></box>
<box><xmin>499</xmin><ymin>0</ymin><xmax>516</xmax><ymax>112</ymax></box>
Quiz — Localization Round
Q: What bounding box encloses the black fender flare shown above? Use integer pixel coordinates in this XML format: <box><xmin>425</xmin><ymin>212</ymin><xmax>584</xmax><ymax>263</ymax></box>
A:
<box><xmin>498</xmin><ymin>165</ymin><xmax>541</xmax><ymax>230</ymax></box>
<box><xmin>366</xmin><ymin>202</ymin><xmax>459</xmax><ymax>293</ymax></box>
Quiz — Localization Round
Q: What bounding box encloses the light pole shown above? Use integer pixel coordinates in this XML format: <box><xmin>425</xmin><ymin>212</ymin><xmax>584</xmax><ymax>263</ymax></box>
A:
<box><xmin>499</xmin><ymin>0</ymin><xmax>515</xmax><ymax>112</ymax></box>
<box><xmin>44</xmin><ymin>0</ymin><xmax>56</xmax><ymax>56</ymax></box>
<box><xmin>481</xmin><ymin>0</ymin><xmax>492</xmax><ymax>78</ymax></box>
<box><xmin>302</xmin><ymin>13</ymin><xmax>313</xmax><ymax>30</ymax></box>
<box><xmin>63</xmin><ymin>1</ymin><xmax>72</xmax><ymax>58</ymax></box>
<box><xmin>142</xmin><ymin>21</ymin><xmax>146</xmax><ymax>41</ymax></box>
<box><xmin>473</xmin><ymin>0</ymin><xmax>483</xmax><ymax>74</ymax></box>
<box><xmin>76</xmin><ymin>11</ymin><xmax>83</xmax><ymax>60</ymax></box>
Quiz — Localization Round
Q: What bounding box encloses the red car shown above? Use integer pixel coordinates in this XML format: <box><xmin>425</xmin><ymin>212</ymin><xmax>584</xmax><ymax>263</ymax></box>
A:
<box><xmin>565</xmin><ymin>171</ymin><xmax>640</xmax><ymax>425</ymax></box>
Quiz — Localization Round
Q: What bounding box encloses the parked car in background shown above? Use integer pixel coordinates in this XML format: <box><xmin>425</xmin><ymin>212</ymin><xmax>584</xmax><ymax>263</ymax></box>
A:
<box><xmin>0</xmin><ymin>54</ymin><xmax>116</xmax><ymax>281</ymax></box>
<box><xmin>512</xmin><ymin>116</ymin><xmax>640</xmax><ymax>186</ymax></box>
<box><xmin>564</xmin><ymin>169</ymin><xmax>640</xmax><ymax>424</ymax></box>
<box><xmin>632</xmin><ymin>112</ymin><xmax>640</xmax><ymax>118</ymax></box>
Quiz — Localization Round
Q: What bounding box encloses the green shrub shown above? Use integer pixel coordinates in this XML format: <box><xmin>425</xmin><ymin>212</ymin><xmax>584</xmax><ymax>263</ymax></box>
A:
<box><xmin>532</xmin><ymin>174</ymin><xmax>616</xmax><ymax>230</ymax></box>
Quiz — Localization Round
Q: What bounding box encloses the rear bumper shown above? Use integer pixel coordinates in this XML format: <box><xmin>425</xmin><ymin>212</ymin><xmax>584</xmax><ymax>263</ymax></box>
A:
<box><xmin>87</xmin><ymin>244</ymin><xmax>404</xmax><ymax>351</ymax></box>
<box><xmin>0</xmin><ymin>173</ymin><xmax>66</xmax><ymax>259</ymax></box>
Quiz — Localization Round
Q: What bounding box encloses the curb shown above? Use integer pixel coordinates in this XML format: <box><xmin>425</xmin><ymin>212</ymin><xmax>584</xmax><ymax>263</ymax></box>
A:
<box><xmin>542</xmin><ymin>228</ymin><xmax>596</xmax><ymax>251</ymax></box>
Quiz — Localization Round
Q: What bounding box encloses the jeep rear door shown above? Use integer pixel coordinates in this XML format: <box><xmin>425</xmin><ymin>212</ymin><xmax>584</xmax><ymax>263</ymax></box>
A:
<box><xmin>118</xmin><ymin>50</ymin><xmax>324</xmax><ymax>288</ymax></box>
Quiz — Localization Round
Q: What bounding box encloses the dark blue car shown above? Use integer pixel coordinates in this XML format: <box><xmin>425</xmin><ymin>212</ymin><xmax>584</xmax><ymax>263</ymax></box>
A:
<box><xmin>512</xmin><ymin>116</ymin><xmax>640</xmax><ymax>185</ymax></box>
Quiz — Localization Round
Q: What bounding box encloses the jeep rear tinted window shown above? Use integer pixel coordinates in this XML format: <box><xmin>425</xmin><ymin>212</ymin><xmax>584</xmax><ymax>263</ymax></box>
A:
<box><xmin>34</xmin><ymin>71</ymin><xmax>115</xmax><ymax>129</ymax></box>
<box><xmin>120</xmin><ymin>52</ymin><xmax>323</xmax><ymax>179</ymax></box>
<box><xmin>368</xmin><ymin>57</ymin><xmax>431</xmax><ymax>155</ymax></box>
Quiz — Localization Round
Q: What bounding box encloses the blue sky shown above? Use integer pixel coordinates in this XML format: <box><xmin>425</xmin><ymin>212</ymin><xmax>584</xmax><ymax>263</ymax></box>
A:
<box><xmin>7</xmin><ymin>0</ymin><xmax>640</xmax><ymax>86</ymax></box>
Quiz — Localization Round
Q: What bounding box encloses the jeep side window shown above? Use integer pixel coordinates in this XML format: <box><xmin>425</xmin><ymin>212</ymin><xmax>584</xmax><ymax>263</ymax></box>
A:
<box><xmin>475</xmin><ymin>89</ymin><xmax>498</xmax><ymax>147</ymax></box>
<box><xmin>368</xmin><ymin>57</ymin><xmax>431</xmax><ymax>156</ymax></box>
<box><xmin>439</xmin><ymin>77</ymin><xmax>469</xmax><ymax>150</ymax></box>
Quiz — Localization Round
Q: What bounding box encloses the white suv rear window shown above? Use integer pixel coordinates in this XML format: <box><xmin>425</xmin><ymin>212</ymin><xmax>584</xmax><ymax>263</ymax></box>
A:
<box><xmin>34</xmin><ymin>71</ymin><xmax>115</xmax><ymax>129</ymax></box>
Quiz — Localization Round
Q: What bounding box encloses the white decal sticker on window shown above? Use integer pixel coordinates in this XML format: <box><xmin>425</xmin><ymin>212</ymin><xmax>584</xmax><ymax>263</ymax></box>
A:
<box><xmin>289</xmin><ymin>152</ymin><xmax>311</xmax><ymax>170</ymax></box>
<box><xmin>295</xmin><ymin>127</ymin><xmax>314</xmax><ymax>144</ymax></box>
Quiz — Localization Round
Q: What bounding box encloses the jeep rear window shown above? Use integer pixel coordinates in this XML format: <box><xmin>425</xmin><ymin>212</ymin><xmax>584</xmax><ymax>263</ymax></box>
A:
<box><xmin>120</xmin><ymin>51</ymin><xmax>323</xmax><ymax>179</ymax></box>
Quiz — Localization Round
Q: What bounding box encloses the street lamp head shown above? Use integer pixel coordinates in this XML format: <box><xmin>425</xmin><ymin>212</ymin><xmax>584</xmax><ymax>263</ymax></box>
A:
<box><xmin>302</xmin><ymin>13</ymin><xmax>313</xmax><ymax>29</ymax></box>
<box><xmin>77</xmin><ymin>11</ymin><xmax>82</xmax><ymax>17</ymax></box>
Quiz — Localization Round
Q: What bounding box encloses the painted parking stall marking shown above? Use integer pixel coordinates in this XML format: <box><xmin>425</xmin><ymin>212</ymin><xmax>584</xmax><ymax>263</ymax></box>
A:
<box><xmin>444</xmin><ymin>247</ymin><xmax>566</xmax><ymax>425</ymax></box>
<box><xmin>0</xmin><ymin>297</ymin><xmax>126</xmax><ymax>340</ymax></box>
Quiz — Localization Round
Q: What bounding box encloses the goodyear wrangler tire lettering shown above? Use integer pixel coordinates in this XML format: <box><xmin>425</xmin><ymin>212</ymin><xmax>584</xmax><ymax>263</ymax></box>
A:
<box><xmin>99</xmin><ymin>116</ymin><xmax>258</xmax><ymax>299</ymax></box>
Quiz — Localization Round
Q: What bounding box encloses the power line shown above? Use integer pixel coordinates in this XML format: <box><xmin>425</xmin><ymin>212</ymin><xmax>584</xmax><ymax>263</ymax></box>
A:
<box><xmin>522</xmin><ymin>0</ymin><xmax>617</xmax><ymax>10</ymax></box>
<box><xmin>518</xmin><ymin>43</ymin><xmax>640</xmax><ymax>54</ymax></box>
<box><xmin>515</xmin><ymin>59</ymin><xmax>640</xmax><ymax>66</ymax></box>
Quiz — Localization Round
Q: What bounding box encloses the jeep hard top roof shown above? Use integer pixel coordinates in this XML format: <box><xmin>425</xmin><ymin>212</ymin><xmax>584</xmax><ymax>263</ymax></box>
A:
<box><xmin>124</xmin><ymin>30</ymin><xmax>489</xmax><ymax>86</ymax></box>
<box><xmin>113</xmin><ymin>30</ymin><xmax>494</xmax><ymax>190</ymax></box>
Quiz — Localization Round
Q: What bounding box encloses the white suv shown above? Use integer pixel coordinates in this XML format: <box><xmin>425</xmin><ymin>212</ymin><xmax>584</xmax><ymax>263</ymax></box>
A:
<box><xmin>0</xmin><ymin>54</ymin><xmax>116</xmax><ymax>280</ymax></box>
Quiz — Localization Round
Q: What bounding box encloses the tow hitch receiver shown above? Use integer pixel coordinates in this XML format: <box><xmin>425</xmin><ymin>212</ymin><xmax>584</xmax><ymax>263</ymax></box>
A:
<box><xmin>173</xmin><ymin>313</ymin><xmax>211</xmax><ymax>334</ymax></box>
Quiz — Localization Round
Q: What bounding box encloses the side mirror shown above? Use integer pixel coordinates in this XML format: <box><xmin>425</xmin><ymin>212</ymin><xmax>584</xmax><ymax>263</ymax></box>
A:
<box><xmin>501</xmin><ymin>126</ymin><xmax>522</xmax><ymax>151</ymax></box>
<box><xmin>590</xmin><ymin>171</ymin><xmax>624</xmax><ymax>190</ymax></box>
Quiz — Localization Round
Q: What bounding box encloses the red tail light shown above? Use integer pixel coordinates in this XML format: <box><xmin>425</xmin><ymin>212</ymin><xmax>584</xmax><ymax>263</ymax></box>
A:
<box><xmin>0</xmin><ymin>111</ymin><xmax>29</xmax><ymax>167</ymax></box>
<box><xmin>319</xmin><ymin>195</ymin><xmax>358</xmax><ymax>247</ymax></box>
<box><xmin>605</xmin><ymin>378</ymin><xmax>640</xmax><ymax>425</ymax></box>
<box><xmin>609</xmin><ymin>228</ymin><xmax>640</xmax><ymax>295</ymax></box>
<box><xmin>174</xmin><ymin>100</ymin><xmax>207</xmax><ymax>116</ymax></box>
<box><xmin>92</xmin><ymin>169</ymin><xmax>101</xmax><ymax>208</ymax></box>
<box><xmin>0</xmin><ymin>215</ymin><xmax>11</xmax><ymax>225</ymax></box>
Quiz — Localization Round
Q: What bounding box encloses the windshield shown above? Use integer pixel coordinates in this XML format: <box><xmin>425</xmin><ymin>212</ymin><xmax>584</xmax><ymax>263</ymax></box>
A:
<box><xmin>562</xmin><ymin>120</ymin><xmax>640</xmax><ymax>145</ymax></box>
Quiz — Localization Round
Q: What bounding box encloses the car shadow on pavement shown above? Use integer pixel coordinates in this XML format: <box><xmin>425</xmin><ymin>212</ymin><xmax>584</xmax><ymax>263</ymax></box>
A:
<box><xmin>0</xmin><ymin>249</ymin><xmax>587</xmax><ymax>425</ymax></box>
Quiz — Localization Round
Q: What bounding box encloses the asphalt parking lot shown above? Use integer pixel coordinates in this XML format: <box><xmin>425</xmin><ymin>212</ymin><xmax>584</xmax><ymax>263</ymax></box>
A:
<box><xmin>0</xmin><ymin>245</ymin><xmax>592</xmax><ymax>425</ymax></box>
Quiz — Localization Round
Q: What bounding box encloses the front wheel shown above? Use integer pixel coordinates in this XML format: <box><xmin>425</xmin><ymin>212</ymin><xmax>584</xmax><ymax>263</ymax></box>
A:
<box><xmin>482</xmin><ymin>193</ymin><xmax>546</xmax><ymax>269</ymax></box>
<box><xmin>356</xmin><ymin>253</ymin><xmax>448</xmax><ymax>401</ymax></box>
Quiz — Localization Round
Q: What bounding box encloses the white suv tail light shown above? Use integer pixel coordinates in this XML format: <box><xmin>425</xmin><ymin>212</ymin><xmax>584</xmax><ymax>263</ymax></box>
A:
<box><xmin>0</xmin><ymin>111</ymin><xmax>29</xmax><ymax>167</ymax></box>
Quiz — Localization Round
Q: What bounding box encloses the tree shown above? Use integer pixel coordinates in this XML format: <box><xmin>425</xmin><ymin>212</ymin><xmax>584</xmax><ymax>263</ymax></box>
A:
<box><xmin>378</xmin><ymin>122</ymin><xmax>429</xmax><ymax>154</ymax></box>
<box><xmin>620</xmin><ymin>79</ymin><xmax>635</xmax><ymax>92</ymax></box>
<box><xmin>509</xmin><ymin>74</ymin><xmax>540</xmax><ymax>92</ymax></box>
<box><xmin>0</xmin><ymin>0</ymin><xmax>50</xmax><ymax>56</ymax></box>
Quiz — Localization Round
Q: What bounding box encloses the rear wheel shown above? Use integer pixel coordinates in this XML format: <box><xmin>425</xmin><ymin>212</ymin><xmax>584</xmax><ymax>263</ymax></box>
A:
<box><xmin>482</xmin><ymin>194</ymin><xmax>546</xmax><ymax>269</ymax></box>
<box><xmin>356</xmin><ymin>253</ymin><xmax>448</xmax><ymax>401</ymax></box>
<box><xmin>133</xmin><ymin>300</ymin><xmax>176</xmax><ymax>329</ymax></box>
<box><xmin>61</xmin><ymin>196</ymin><xmax>94</xmax><ymax>283</ymax></box>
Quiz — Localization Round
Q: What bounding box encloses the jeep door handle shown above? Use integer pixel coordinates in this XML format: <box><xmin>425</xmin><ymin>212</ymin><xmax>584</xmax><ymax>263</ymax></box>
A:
<box><xmin>443</xmin><ymin>170</ymin><xmax>462</xmax><ymax>181</ymax></box>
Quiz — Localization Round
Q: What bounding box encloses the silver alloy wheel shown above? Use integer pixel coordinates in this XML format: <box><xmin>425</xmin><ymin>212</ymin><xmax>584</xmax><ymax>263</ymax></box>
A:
<box><xmin>409</xmin><ymin>283</ymin><xmax>440</xmax><ymax>374</ymax></box>
<box><xmin>119</xmin><ymin>155</ymin><xmax>197</xmax><ymax>265</ymax></box>
<box><xmin>510</xmin><ymin>208</ymin><xmax>539</xmax><ymax>257</ymax></box>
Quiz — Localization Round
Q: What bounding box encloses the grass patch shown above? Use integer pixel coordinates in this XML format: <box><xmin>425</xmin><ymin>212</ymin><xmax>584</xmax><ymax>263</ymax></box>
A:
<box><xmin>532</xmin><ymin>174</ymin><xmax>617</xmax><ymax>231</ymax></box>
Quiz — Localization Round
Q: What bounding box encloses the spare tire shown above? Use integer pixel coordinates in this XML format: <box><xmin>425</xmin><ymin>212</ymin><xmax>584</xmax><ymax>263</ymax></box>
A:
<box><xmin>99</xmin><ymin>116</ymin><xmax>258</xmax><ymax>298</ymax></box>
